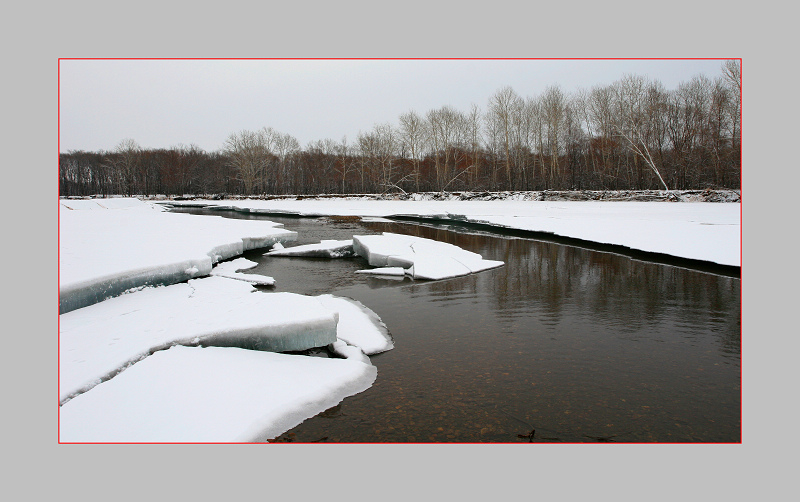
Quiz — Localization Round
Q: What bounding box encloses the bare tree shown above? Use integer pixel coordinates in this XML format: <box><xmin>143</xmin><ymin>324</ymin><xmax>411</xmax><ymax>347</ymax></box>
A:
<box><xmin>588</xmin><ymin>85</ymin><xmax>619</xmax><ymax>186</ymax></box>
<box><xmin>511</xmin><ymin>96</ymin><xmax>538</xmax><ymax>189</ymax></box>
<box><xmin>571</xmin><ymin>88</ymin><xmax>600</xmax><ymax>184</ymax></box>
<box><xmin>722</xmin><ymin>59</ymin><xmax>741</xmax><ymax>95</ymax></box>
<box><xmin>372</xmin><ymin>123</ymin><xmax>400</xmax><ymax>193</ymax></box>
<box><xmin>541</xmin><ymin>85</ymin><xmax>566</xmax><ymax>187</ymax></box>
<box><xmin>464</xmin><ymin>104</ymin><xmax>483</xmax><ymax>188</ymax></box>
<box><xmin>483</xmin><ymin>107</ymin><xmax>504</xmax><ymax>190</ymax></box>
<box><xmin>488</xmin><ymin>86</ymin><xmax>522</xmax><ymax>189</ymax></box>
<box><xmin>564</xmin><ymin>94</ymin><xmax>590</xmax><ymax>188</ymax></box>
<box><xmin>268</xmin><ymin>129</ymin><xmax>300</xmax><ymax>193</ymax></box>
<box><xmin>107</xmin><ymin>138</ymin><xmax>142</xmax><ymax>195</ymax></box>
<box><xmin>329</xmin><ymin>136</ymin><xmax>354</xmax><ymax>194</ymax></box>
<box><xmin>721</xmin><ymin>60</ymin><xmax>741</xmax><ymax>176</ymax></box>
<box><xmin>357</xmin><ymin>129</ymin><xmax>380</xmax><ymax>192</ymax></box>
<box><xmin>304</xmin><ymin>138</ymin><xmax>338</xmax><ymax>193</ymax></box>
<box><xmin>223</xmin><ymin>130</ymin><xmax>269</xmax><ymax>195</ymax></box>
<box><xmin>612</xmin><ymin>75</ymin><xmax>669</xmax><ymax>190</ymax></box>
<box><xmin>399</xmin><ymin>110</ymin><xmax>428</xmax><ymax>192</ymax></box>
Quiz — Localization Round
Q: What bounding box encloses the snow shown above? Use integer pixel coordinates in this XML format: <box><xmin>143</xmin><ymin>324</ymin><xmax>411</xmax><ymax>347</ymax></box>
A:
<box><xmin>210</xmin><ymin>257</ymin><xmax>275</xmax><ymax>286</ymax></box>
<box><xmin>58</xmin><ymin>197</ymin><xmax>404</xmax><ymax>442</ymax></box>
<box><xmin>59</xmin><ymin>198</ymin><xmax>297</xmax><ymax>313</ymax></box>
<box><xmin>59</xmin><ymin>276</ymin><xmax>340</xmax><ymax>405</ymax></box>
<box><xmin>58</xmin><ymin>194</ymin><xmax>740</xmax><ymax>442</ymax></box>
<box><xmin>267</xmin><ymin>233</ymin><xmax>504</xmax><ymax>280</ymax></box>
<box><xmin>59</xmin><ymin>345</ymin><xmax>376</xmax><ymax>443</ymax></box>
<box><xmin>166</xmin><ymin>198</ymin><xmax>741</xmax><ymax>267</ymax></box>
<box><xmin>353</xmin><ymin>232</ymin><xmax>504</xmax><ymax>280</ymax></box>
<box><xmin>266</xmin><ymin>239</ymin><xmax>355</xmax><ymax>258</ymax></box>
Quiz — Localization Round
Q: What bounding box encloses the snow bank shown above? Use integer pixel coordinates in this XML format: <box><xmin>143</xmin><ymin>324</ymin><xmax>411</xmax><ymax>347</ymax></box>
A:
<box><xmin>165</xmin><ymin>198</ymin><xmax>740</xmax><ymax>267</ymax></box>
<box><xmin>59</xmin><ymin>345</ymin><xmax>376</xmax><ymax>443</ymax></box>
<box><xmin>59</xmin><ymin>276</ymin><xmax>339</xmax><ymax>404</ymax></box>
<box><xmin>210</xmin><ymin>257</ymin><xmax>275</xmax><ymax>286</ymax></box>
<box><xmin>266</xmin><ymin>239</ymin><xmax>355</xmax><ymax>258</ymax></box>
<box><xmin>353</xmin><ymin>232</ymin><xmax>504</xmax><ymax>280</ymax></box>
<box><xmin>59</xmin><ymin>198</ymin><xmax>297</xmax><ymax>313</ymax></box>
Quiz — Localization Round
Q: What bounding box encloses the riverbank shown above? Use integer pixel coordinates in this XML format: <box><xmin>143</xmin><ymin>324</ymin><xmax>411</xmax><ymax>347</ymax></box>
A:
<box><xmin>156</xmin><ymin>193</ymin><xmax>742</xmax><ymax>268</ymax></box>
<box><xmin>134</xmin><ymin>188</ymin><xmax>740</xmax><ymax>203</ymax></box>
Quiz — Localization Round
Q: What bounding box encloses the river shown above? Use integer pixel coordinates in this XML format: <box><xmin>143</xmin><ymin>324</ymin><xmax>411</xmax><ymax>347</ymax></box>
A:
<box><xmin>175</xmin><ymin>208</ymin><xmax>741</xmax><ymax>443</ymax></box>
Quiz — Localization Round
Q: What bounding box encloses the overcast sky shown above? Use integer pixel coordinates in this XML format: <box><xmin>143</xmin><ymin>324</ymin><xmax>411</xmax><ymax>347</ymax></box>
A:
<box><xmin>59</xmin><ymin>58</ymin><xmax>730</xmax><ymax>153</ymax></box>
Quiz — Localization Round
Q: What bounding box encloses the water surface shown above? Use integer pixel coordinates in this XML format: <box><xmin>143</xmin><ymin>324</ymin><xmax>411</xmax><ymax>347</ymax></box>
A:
<box><xmin>178</xmin><ymin>208</ymin><xmax>742</xmax><ymax>443</ymax></box>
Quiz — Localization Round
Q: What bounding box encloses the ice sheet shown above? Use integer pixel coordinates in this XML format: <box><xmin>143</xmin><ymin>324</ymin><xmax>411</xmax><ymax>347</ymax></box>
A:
<box><xmin>266</xmin><ymin>239</ymin><xmax>355</xmax><ymax>258</ymax></box>
<box><xmin>59</xmin><ymin>198</ymin><xmax>296</xmax><ymax>313</ymax></box>
<box><xmin>353</xmin><ymin>232</ymin><xmax>504</xmax><ymax>280</ymax></box>
<box><xmin>210</xmin><ymin>257</ymin><xmax>275</xmax><ymax>286</ymax></box>
<box><xmin>59</xmin><ymin>276</ymin><xmax>339</xmax><ymax>404</ymax></box>
<box><xmin>59</xmin><ymin>345</ymin><xmax>376</xmax><ymax>443</ymax></box>
<box><xmin>354</xmin><ymin>267</ymin><xmax>407</xmax><ymax>276</ymax></box>
<box><xmin>317</xmin><ymin>294</ymin><xmax>394</xmax><ymax>355</ymax></box>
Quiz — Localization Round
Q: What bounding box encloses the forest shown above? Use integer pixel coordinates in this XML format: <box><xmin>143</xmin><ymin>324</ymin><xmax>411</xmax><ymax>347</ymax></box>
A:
<box><xmin>59</xmin><ymin>61</ymin><xmax>741</xmax><ymax>197</ymax></box>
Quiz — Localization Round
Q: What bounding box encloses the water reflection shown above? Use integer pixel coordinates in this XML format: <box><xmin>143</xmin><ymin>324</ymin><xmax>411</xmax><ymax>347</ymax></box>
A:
<box><xmin>171</xmin><ymin>208</ymin><xmax>741</xmax><ymax>442</ymax></box>
<box><xmin>365</xmin><ymin>221</ymin><xmax>740</xmax><ymax>361</ymax></box>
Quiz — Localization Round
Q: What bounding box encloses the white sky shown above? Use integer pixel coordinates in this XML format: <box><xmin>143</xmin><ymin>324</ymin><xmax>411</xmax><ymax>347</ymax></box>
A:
<box><xmin>59</xmin><ymin>58</ymin><xmax>730</xmax><ymax>153</ymax></box>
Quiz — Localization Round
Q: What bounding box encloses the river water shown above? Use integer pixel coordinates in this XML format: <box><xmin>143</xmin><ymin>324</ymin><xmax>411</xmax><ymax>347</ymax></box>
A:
<box><xmin>176</xmin><ymin>208</ymin><xmax>741</xmax><ymax>443</ymax></box>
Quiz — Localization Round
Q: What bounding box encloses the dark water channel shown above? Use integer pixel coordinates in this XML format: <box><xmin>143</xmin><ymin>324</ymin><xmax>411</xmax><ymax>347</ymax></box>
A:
<box><xmin>174</xmin><ymin>208</ymin><xmax>741</xmax><ymax>443</ymax></box>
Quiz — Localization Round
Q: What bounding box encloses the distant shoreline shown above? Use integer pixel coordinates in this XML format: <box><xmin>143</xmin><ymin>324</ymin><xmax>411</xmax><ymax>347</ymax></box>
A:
<box><xmin>63</xmin><ymin>189</ymin><xmax>742</xmax><ymax>204</ymax></box>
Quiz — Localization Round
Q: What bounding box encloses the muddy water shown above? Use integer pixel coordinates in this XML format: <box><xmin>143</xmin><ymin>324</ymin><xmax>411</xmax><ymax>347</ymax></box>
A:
<box><xmin>177</xmin><ymin>208</ymin><xmax>741</xmax><ymax>443</ymax></box>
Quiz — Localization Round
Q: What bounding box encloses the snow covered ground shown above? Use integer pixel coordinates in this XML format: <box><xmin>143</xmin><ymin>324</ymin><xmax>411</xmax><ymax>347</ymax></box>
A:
<box><xmin>59</xmin><ymin>195</ymin><xmax>739</xmax><ymax>442</ymax></box>
<box><xmin>161</xmin><ymin>197</ymin><xmax>741</xmax><ymax>267</ymax></box>
<box><xmin>59</xmin><ymin>198</ymin><xmax>391</xmax><ymax>442</ymax></box>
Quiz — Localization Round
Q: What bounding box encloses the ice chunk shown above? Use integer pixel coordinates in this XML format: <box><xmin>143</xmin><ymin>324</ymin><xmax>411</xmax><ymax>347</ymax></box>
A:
<box><xmin>210</xmin><ymin>257</ymin><xmax>275</xmax><ymax>286</ymax></box>
<box><xmin>266</xmin><ymin>239</ymin><xmax>354</xmax><ymax>258</ymax></box>
<box><xmin>316</xmin><ymin>294</ymin><xmax>393</xmax><ymax>355</ymax></box>
<box><xmin>59</xmin><ymin>345</ymin><xmax>376</xmax><ymax>443</ymax></box>
<box><xmin>352</xmin><ymin>232</ymin><xmax>504</xmax><ymax>280</ymax></box>
<box><xmin>329</xmin><ymin>340</ymin><xmax>371</xmax><ymax>364</ymax></box>
<box><xmin>59</xmin><ymin>276</ymin><xmax>338</xmax><ymax>404</ymax></box>
<box><xmin>354</xmin><ymin>267</ymin><xmax>407</xmax><ymax>276</ymax></box>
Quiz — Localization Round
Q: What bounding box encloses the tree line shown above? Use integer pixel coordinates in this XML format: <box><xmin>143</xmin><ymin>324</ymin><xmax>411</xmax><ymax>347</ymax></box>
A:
<box><xmin>59</xmin><ymin>61</ymin><xmax>741</xmax><ymax>197</ymax></box>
